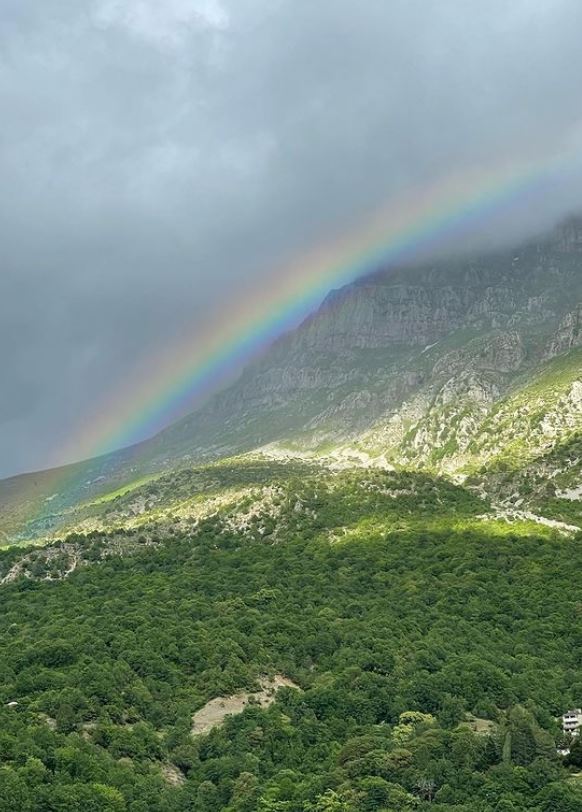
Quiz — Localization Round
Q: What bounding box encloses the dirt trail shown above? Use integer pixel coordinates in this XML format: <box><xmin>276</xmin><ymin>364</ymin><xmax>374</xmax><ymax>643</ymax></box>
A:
<box><xmin>191</xmin><ymin>674</ymin><xmax>299</xmax><ymax>736</ymax></box>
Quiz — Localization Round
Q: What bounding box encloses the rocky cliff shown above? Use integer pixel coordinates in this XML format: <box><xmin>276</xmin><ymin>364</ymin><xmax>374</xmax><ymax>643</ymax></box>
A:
<box><xmin>152</xmin><ymin>218</ymin><xmax>582</xmax><ymax>474</ymax></box>
<box><xmin>3</xmin><ymin>217</ymin><xmax>582</xmax><ymax>542</ymax></box>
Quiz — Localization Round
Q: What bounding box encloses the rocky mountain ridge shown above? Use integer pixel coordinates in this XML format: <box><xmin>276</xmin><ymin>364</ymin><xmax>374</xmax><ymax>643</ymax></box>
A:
<box><xmin>2</xmin><ymin>216</ymin><xmax>582</xmax><ymax>543</ymax></box>
<box><xmin>156</xmin><ymin>217</ymin><xmax>582</xmax><ymax>466</ymax></box>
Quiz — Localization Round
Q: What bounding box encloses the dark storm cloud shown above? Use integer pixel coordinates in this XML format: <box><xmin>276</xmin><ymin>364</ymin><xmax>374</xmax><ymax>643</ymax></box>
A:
<box><xmin>2</xmin><ymin>0</ymin><xmax>582</xmax><ymax>476</ymax></box>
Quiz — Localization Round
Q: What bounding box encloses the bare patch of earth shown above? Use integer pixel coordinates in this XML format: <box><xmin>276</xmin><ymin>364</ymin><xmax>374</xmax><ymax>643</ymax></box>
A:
<box><xmin>458</xmin><ymin>714</ymin><xmax>496</xmax><ymax>735</ymax></box>
<box><xmin>191</xmin><ymin>674</ymin><xmax>299</xmax><ymax>736</ymax></box>
<box><xmin>160</xmin><ymin>763</ymin><xmax>186</xmax><ymax>786</ymax></box>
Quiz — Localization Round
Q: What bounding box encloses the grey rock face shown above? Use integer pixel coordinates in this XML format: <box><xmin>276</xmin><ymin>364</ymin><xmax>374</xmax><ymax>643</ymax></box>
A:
<box><xmin>546</xmin><ymin>304</ymin><xmax>582</xmax><ymax>358</ymax></box>
<box><xmin>146</xmin><ymin>218</ymin><xmax>582</xmax><ymax>474</ymax></box>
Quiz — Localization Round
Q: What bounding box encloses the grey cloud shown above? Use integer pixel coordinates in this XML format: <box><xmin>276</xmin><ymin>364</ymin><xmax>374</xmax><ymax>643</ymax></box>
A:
<box><xmin>1</xmin><ymin>0</ymin><xmax>582</xmax><ymax>476</ymax></box>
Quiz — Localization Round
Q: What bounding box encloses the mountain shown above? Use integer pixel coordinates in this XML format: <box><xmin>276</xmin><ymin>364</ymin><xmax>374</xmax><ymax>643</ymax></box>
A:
<box><xmin>167</xmin><ymin>217</ymin><xmax>582</xmax><ymax>469</ymax></box>
<box><xmin>2</xmin><ymin>218</ymin><xmax>582</xmax><ymax>810</ymax></box>
<box><xmin>4</xmin><ymin>216</ymin><xmax>582</xmax><ymax>543</ymax></box>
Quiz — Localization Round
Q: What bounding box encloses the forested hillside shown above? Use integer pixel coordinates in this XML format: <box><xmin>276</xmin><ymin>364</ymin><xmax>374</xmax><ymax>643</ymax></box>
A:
<box><xmin>1</xmin><ymin>466</ymin><xmax>582</xmax><ymax>810</ymax></box>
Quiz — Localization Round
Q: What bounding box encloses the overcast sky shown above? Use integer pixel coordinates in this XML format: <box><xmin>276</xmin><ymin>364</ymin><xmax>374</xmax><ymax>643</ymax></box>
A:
<box><xmin>2</xmin><ymin>0</ymin><xmax>582</xmax><ymax>478</ymax></box>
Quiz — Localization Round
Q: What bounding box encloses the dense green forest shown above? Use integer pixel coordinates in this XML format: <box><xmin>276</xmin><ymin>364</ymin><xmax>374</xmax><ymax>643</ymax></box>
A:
<box><xmin>1</xmin><ymin>468</ymin><xmax>582</xmax><ymax>810</ymax></box>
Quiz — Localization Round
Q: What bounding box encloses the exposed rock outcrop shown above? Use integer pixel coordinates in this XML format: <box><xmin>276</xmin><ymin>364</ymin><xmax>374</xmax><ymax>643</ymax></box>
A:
<box><xmin>546</xmin><ymin>303</ymin><xmax>582</xmax><ymax>358</ymax></box>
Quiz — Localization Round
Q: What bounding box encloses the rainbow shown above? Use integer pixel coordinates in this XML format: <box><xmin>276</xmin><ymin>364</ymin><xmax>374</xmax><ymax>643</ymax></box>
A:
<box><xmin>66</xmin><ymin>152</ymin><xmax>568</xmax><ymax>464</ymax></box>
<box><xmin>14</xmin><ymin>143</ymin><xmax>577</xmax><ymax>534</ymax></box>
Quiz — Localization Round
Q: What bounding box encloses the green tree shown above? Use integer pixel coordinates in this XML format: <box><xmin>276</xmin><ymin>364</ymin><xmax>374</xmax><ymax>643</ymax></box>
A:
<box><xmin>0</xmin><ymin>768</ymin><xmax>31</xmax><ymax>812</ymax></box>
